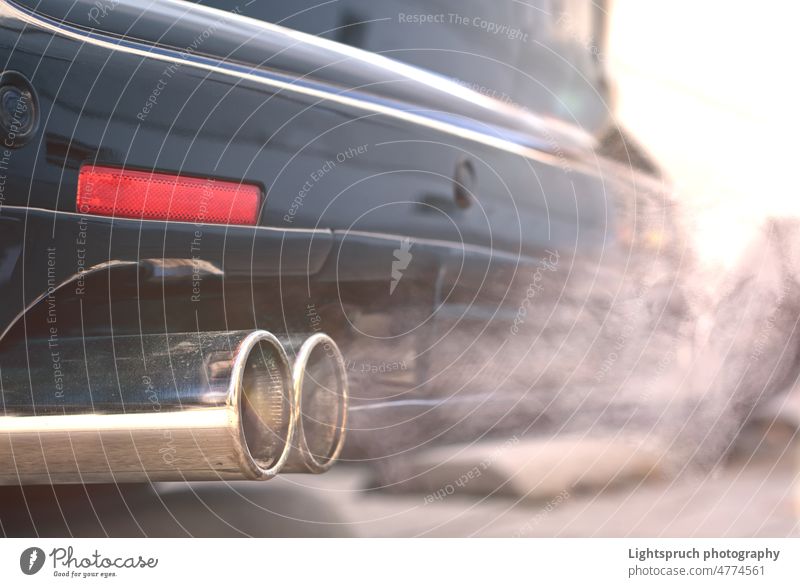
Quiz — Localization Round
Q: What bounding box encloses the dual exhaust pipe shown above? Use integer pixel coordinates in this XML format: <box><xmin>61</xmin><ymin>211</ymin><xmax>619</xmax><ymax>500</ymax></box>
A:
<box><xmin>0</xmin><ymin>330</ymin><xmax>347</xmax><ymax>484</ymax></box>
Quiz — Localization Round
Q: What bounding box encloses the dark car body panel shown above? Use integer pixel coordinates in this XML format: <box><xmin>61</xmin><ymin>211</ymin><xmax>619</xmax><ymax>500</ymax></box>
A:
<box><xmin>0</xmin><ymin>0</ymin><xmax>621</xmax><ymax>339</ymax></box>
<box><xmin>0</xmin><ymin>0</ymin><xmax>678</xmax><ymax>466</ymax></box>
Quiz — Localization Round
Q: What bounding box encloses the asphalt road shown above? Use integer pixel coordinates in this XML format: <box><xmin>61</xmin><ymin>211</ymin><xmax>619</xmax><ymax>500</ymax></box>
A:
<box><xmin>2</xmin><ymin>396</ymin><xmax>796</xmax><ymax>538</ymax></box>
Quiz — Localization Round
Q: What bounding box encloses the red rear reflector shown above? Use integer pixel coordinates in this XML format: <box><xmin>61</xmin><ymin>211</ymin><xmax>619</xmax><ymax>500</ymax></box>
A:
<box><xmin>77</xmin><ymin>165</ymin><xmax>261</xmax><ymax>225</ymax></box>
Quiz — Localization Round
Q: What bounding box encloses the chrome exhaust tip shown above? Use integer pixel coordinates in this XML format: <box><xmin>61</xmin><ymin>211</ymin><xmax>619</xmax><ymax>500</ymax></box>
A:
<box><xmin>0</xmin><ymin>330</ymin><xmax>294</xmax><ymax>484</ymax></box>
<box><xmin>231</xmin><ymin>331</ymin><xmax>296</xmax><ymax>480</ymax></box>
<box><xmin>282</xmin><ymin>333</ymin><xmax>348</xmax><ymax>473</ymax></box>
